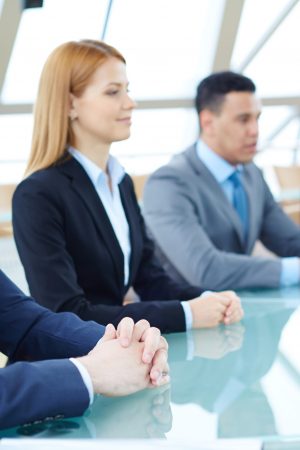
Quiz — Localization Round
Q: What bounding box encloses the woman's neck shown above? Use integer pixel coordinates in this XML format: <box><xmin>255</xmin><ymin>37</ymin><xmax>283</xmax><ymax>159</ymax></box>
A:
<box><xmin>74</xmin><ymin>143</ymin><xmax>110</xmax><ymax>173</ymax></box>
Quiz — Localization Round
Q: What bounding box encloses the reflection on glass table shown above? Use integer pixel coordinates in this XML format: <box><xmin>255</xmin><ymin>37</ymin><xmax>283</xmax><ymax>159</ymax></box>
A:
<box><xmin>168</xmin><ymin>300</ymin><xmax>296</xmax><ymax>442</ymax></box>
<box><xmin>0</xmin><ymin>386</ymin><xmax>172</xmax><ymax>440</ymax></box>
<box><xmin>1</xmin><ymin>289</ymin><xmax>300</xmax><ymax>447</ymax></box>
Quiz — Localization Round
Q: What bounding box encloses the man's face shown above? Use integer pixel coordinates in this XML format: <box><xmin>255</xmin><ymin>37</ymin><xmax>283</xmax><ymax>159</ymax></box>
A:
<box><xmin>201</xmin><ymin>91</ymin><xmax>261</xmax><ymax>165</ymax></box>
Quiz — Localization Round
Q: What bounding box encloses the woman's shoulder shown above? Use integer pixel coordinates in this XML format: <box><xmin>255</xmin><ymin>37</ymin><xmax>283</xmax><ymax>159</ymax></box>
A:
<box><xmin>14</xmin><ymin>165</ymin><xmax>63</xmax><ymax>199</ymax></box>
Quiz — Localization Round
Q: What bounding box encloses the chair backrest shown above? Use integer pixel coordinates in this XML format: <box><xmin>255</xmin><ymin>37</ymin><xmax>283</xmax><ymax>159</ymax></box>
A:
<box><xmin>130</xmin><ymin>174</ymin><xmax>149</xmax><ymax>201</ymax></box>
<box><xmin>273</xmin><ymin>166</ymin><xmax>300</xmax><ymax>190</ymax></box>
<box><xmin>0</xmin><ymin>184</ymin><xmax>16</xmax><ymax>212</ymax></box>
<box><xmin>273</xmin><ymin>166</ymin><xmax>300</xmax><ymax>225</ymax></box>
<box><xmin>0</xmin><ymin>184</ymin><xmax>16</xmax><ymax>237</ymax></box>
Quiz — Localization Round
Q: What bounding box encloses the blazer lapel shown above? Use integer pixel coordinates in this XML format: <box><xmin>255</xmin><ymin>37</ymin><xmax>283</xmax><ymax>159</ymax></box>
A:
<box><xmin>243</xmin><ymin>166</ymin><xmax>258</xmax><ymax>253</ymax></box>
<box><xmin>118</xmin><ymin>178</ymin><xmax>139</xmax><ymax>286</ymax></box>
<box><xmin>186</xmin><ymin>145</ymin><xmax>245</xmax><ymax>248</ymax></box>
<box><xmin>58</xmin><ymin>158</ymin><xmax>124</xmax><ymax>285</ymax></box>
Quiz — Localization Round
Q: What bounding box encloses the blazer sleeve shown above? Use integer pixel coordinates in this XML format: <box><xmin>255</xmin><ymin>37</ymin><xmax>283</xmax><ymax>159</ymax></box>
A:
<box><xmin>143</xmin><ymin>166</ymin><xmax>286</xmax><ymax>290</ymax></box>
<box><xmin>0</xmin><ymin>270</ymin><xmax>103</xmax><ymax>362</ymax></box>
<box><xmin>12</xmin><ymin>179</ymin><xmax>186</xmax><ymax>333</ymax></box>
<box><xmin>0</xmin><ymin>359</ymin><xmax>89</xmax><ymax>430</ymax></box>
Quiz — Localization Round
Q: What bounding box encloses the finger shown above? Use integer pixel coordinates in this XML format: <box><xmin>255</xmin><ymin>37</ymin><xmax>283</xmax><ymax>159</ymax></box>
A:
<box><xmin>132</xmin><ymin>319</ymin><xmax>151</xmax><ymax>342</ymax></box>
<box><xmin>149</xmin><ymin>374</ymin><xmax>170</xmax><ymax>388</ymax></box>
<box><xmin>224</xmin><ymin>302</ymin><xmax>235</xmax><ymax>317</ymax></box>
<box><xmin>218</xmin><ymin>295</ymin><xmax>233</xmax><ymax>307</ymax></box>
<box><xmin>224</xmin><ymin>307</ymin><xmax>244</xmax><ymax>325</ymax></box>
<box><xmin>224</xmin><ymin>298</ymin><xmax>242</xmax><ymax>317</ymax></box>
<box><xmin>224</xmin><ymin>309</ymin><xmax>238</xmax><ymax>324</ymax></box>
<box><xmin>116</xmin><ymin>317</ymin><xmax>135</xmax><ymax>347</ymax></box>
<box><xmin>217</xmin><ymin>302</ymin><xmax>228</xmax><ymax>315</ymax></box>
<box><xmin>223</xmin><ymin>315</ymin><xmax>233</xmax><ymax>325</ymax></box>
<box><xmin>96</xmin><ymin>323</ymin><xmax>116</xmax><ymax>345</ymax></box>
<box><xmin>141</xmin><ymin>327</ymin><xmax>161</xmax><ymax>364</ymax></box>
<box><xmin>153</xmin><ymin>373</ymin><xmax>170</xmax><ymax>387</ymax></box>
<box><xmin>149</xmin><ymin>349</ymin><xmax>169</xmax><ymax>385</ymax></box>
<box><xmin>211</xmin><ymin>303</ymin><xmax>227</xmax><ymax>324</ymax></box>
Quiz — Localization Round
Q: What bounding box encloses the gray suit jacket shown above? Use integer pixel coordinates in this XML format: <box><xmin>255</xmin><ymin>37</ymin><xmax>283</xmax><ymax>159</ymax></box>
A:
<box><xmin>143</xmin><ymin>144</ymin><xmax>300</xmax><ymax>290</ymax></box>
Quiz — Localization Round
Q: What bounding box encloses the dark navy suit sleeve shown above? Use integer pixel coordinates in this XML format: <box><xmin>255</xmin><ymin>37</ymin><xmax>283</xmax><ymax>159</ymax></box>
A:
<box><xmin>0</xmin><ymin>359</ymin><xmax>89</xmax><ymax>430</ymax></box>
<box><xmin>0</xmin><ymin>270</ymin><xmax>104</xmax><ymax>429</ymax></box>
<box><xmin>0</xmin><ymin>270</ymin><xmax>104</xmax><ymax>361</ymax></box>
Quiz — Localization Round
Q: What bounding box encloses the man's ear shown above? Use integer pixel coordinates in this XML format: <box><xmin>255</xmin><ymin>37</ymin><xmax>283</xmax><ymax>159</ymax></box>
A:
<box><xmin>199</xmin><ymin>109</ymin><xmax>216</xmax><ymax>136</ymax></box>
<box><xmin>69</xmin><ymin>93</ymin><xmax>78</xmax><ymax>121</ymax></box>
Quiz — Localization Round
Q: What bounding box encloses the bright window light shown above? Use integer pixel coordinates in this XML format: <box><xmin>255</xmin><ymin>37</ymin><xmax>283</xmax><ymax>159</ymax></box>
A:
<box><xmin>232</xmin><ymin>0</ymin><xmax>291</xmax><ymax>70</ymax></box>
<box><xmin>0</xmin><ymin>114</ymin><xmax>33</xmax><ymax>183</ymax></box>
<box><xmin>111</xmin><ymin>108</ymin><xmax>199</xmax><ymax>174</ymax></box>
<box><xmin>106</xmin><ymin>0</ymin><xmax>225</xmax><ymax>99</ymax></box>
<box><xmin>2</xmin><ymin>0</ymin><xmax>110</xmax><ymax>103</ymax></box>
<box><xmin>244</xmin><ymin>1</ymin><xmax>300</xmax><ymax>97</ymax></box>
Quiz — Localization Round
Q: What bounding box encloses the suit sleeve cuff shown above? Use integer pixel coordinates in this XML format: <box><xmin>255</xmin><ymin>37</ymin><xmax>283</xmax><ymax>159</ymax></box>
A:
<box><xmin>280</xmin><ymin>257</ymin><xmax>300</xmax><ymax>287</ymax></box>
<box><xmin>69</xmin><ymin>358</ymin><xmax>94</xmax><ymax>406</ymax></box>
<box><xmin>181</xmin><ymin>301</ymin><xmax>193</xmax><ymax>330</ymax></box>
<box><xmin>181</xmin><ymin>290</ymin><xmax>215</xmax><ymax>330</ymax></box>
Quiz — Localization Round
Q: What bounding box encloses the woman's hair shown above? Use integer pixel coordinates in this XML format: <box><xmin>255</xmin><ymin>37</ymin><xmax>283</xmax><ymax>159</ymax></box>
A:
<box><xmin>25</xmin><ymin>40</ymin><xmax>125</xmax><ymax>176</ymax></box>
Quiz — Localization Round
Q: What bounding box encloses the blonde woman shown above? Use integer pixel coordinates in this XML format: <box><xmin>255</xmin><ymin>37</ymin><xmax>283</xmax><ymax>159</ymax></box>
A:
<box><xmin>13</xmin><ymin>40</ymin><xmax>243</xmax><ymax>333</ymax></box>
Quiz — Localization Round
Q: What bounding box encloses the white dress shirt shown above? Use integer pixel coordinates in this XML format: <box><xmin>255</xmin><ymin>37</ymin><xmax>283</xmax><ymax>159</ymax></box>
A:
<box><xmin>70</xmin><ymin>358</ymin><xmax>94</xmax><ymax>405</ymax></box>
<box><xmin>69</xmin><ymin>147</ymin><xmax>131</xmax><ymax>286</ymax></box>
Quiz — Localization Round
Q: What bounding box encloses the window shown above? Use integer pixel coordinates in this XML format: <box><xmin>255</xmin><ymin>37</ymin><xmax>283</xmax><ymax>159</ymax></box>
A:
<box><xmin>2</xmin><ymin>0</ymin><xmax>110</xmax><ymax>103</ymax></box>
<box><xmin>106</xmin><ymin>0</ymin><xmax>225</xmax><ymax>99</ymax></box>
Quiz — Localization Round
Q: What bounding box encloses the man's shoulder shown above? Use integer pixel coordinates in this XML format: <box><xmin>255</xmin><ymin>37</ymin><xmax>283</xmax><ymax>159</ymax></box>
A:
<box><xmin>150</xmin><ymin>144</ymin><xmax>197</xmax><ymax>180</ymax></box>
<box><xmin>244</xmin><ymin>161</ymin><xmax>264</xmax><ymax>180</ymax></box>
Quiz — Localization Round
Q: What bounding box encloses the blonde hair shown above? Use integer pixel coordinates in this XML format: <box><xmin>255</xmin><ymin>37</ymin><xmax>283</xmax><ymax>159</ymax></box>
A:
<box><xmin>25</xmin><ymin>40</ymin><xmax>125</xmax><ymax>176</ymax></box>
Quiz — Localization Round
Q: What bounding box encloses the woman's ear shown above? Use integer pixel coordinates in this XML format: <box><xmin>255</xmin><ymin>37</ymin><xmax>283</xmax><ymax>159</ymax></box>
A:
<box><xmin>69</xmin><ymin>93</ymin><xmax>78</xmax><ymax>121</ymax></box>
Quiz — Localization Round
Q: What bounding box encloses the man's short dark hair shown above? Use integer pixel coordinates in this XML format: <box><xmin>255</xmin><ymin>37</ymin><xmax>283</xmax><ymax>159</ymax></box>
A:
<box><xmin>195</xmin><ymin>71</ymin><xmax>256</xmax><ymax>115</ymax></box>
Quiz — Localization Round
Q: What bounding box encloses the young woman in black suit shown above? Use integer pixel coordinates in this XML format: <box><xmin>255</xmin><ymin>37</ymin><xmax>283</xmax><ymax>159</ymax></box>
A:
<box><xmin>13</xmin><ymin>40</ymin><xmax>243</xmax><ymax>333</ymax></box>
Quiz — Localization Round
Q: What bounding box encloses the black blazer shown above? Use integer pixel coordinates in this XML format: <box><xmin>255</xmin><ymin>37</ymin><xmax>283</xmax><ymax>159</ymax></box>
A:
<box><xmin>13</xmin><ymin>157</ymin><xmax>201</xmax><ymax>333</ymax></box>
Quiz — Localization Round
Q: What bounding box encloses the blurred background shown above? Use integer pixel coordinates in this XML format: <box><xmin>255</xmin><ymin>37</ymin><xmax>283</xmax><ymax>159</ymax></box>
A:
<box><xmin>1</xmin><ymin>0</ymin><xmax>300</xmax><ymax>288</ymax></box>
<box><xmin>0</xmin><ymin>0</ymin><xmax>300</xmax><ymax>184</ymax></box>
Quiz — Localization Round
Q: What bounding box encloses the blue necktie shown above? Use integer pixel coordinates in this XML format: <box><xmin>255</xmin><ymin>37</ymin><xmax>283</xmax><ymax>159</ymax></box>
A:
<box><xmin>229</xmin><ymin>171</ymin><xmax>248</xmax><ymax>242</ymax></box>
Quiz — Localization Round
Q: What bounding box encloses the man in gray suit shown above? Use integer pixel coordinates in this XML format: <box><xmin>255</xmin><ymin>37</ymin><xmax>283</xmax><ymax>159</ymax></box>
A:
<box><xmin>143</xmin><ymin>71</ymin><xmax>300</xmax><ymax>290</ymax></box>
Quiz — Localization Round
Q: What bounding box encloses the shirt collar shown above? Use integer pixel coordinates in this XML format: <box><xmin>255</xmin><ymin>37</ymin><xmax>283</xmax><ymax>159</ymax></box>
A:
<box><xmin>69</xmin><ymin>147</ymin><xmax>125</xmax><ymax>187</ymax></box>
<box><xmin>196</xmin><ymin>139</ymin><xmax>243</xmax><ymax>184</ymax></box>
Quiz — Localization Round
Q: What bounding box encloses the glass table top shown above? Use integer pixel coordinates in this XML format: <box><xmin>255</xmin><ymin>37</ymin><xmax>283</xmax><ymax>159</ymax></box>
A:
<box><xmin>1</xmin><ymin>287</ymin><xmax>300</xmax><ymax>449</ymax></box>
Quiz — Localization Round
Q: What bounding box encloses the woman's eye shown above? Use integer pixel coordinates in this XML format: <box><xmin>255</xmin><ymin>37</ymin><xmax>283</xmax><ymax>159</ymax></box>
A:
<box><xmin>106</xmin><ymin>90</ymin><xmax>118</xmax><ymax>96</ymax></box>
